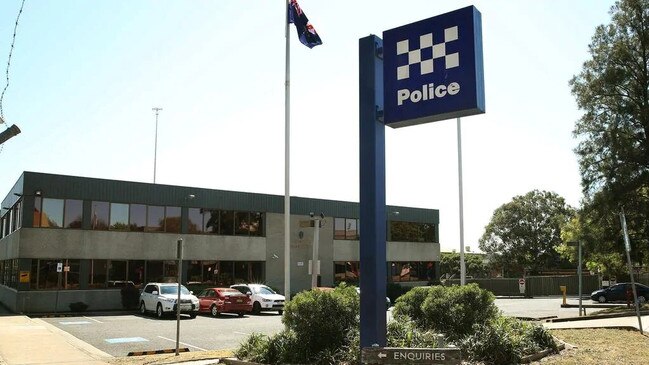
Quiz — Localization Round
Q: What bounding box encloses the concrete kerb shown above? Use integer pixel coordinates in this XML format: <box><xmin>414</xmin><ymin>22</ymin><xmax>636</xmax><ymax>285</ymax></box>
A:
<box><xmin>547</xmin><ymin>310</ymin><xmax>649</xmax><ymax>323</ymax></box>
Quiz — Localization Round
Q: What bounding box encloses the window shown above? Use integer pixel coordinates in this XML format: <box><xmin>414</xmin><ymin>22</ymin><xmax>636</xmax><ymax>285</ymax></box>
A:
<box><xmin>33</xmin><ymin>197</ymin><xmax>42</xmax><ymax>227</ymax></box>
<box><xmin>390</xmin><ymin>221</ymin><xmax>437</xmax><ymax>243</ymax></box>
<box><xmin>89</xmin><ymin>259</ymin><xmax>108</xmax><ymax>288</ymax></box>
<box><xmin>64</xmin><ymin>199</ymin><xmax>83</xmax><ymax>228</ymax></box>
<box><xmin>234</xmin><ymin>262</ymin><xmax>250</xmax><ymax>283</ymax></box>
<box><xmin>250</xmin><ymin>212</ymin><xmax>263</xmax><ymax>236</ymax></box>
<box><xmin>108</xmin><ymin>260</ymin><xmax>127</xmax><ymax>284</ymax></box>
<box><xmin>205</xmin><ymin>209</ymin><xmax>219</xmax><ymax>233</ymax></box>
<box><xmin>144</xmin><ymin>205</ymin><xmax>163</xmax><ymax>232</ymax></box>
<box><xmin>165</xmin><ymin>206</ymin><xmax>181</xmax><ymax>233</ymax></box>
<box><xmin>345</xmin><ymin>219</ymin><xmax>358</xmax><ymax>240</ymax></box>
<box><xmin>388</xmin><ymin>262</ymin><xmax>433</xmax><ymax>282</ymax></box>
<box><xmin>41</xmin><ymin>198</ymin><xmax>64</xmax><ymax>228</ymax></box>
<box><xmin>188</xmin><ymin>208</ymin><xmax>203</xmax><ymax>233</ymax></box>
<box><xmin>235</xmin><ymin>212</ymin><xmax>250</xmax><ymax>236</ymax></box>
<box><xmin>220</xmin><ymin>211</ymin><xmax>234</xmax><ymax>235</ymax></box>
<box><xmin>128</xmin><ymin>260</ymin><xmax>145</xmax><ymax>287</ymax></box>
<box><xmin>334</xmin><ymin>261</ymin><xmax>360</xmax><ymax>283</ymax></box>
<box><xmin>110</xmin><ymin>203</ymin><xmax>129</xmax><ymax>231</ymax></box>
<box><xmin>91</xmin><ymin>201</ymin><xmax>109</xmax><ymax>230</ymax></box>
<box><xmin>334</xmin><ymin>218</ymin><xmax>359</xmax><ymax>240</ymax></box>
<box><xmin>12</xmin><ymin>200</ymin><xmax>21</xmax><ymax>231</ymax></box>
<box><xmin>129</xmin><ymin>204</ymin><xmax>146</xmax><ymax>231</ymax></box>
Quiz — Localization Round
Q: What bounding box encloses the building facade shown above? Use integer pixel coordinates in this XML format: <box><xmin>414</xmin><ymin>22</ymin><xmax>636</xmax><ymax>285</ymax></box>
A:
<box><xmin>0</xmin><ymin>172</ymin><xmax>440</xmax><ymax>313</ymax></box>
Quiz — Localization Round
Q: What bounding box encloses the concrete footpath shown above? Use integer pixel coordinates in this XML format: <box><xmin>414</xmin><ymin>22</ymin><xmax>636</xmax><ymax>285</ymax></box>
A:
<box><xmin>0</xmin><ymin>315</ymin><xmax>112</xmax><ymax>365</ymax></box>
<box><xmin>544</xmin><ymin>313</ymin><xmax>649</xmax><ymax>332</ymax></box>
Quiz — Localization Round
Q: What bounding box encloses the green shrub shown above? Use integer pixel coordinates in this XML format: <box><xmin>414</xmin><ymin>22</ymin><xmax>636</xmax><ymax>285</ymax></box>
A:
<box><xmin>460</xmin><ymin>316</ymin><xmax>557</xmax><ymax>364</ymax></box>
<box><xmin>234</xmin><ymin>333</ymin><xmax>270</xmax><ymax>363</ymax></box>
<box><xmin>282</xmin><ymin>283</ymin><xmax>359</xmax><ymax>357</ymax></box>
<box><xmin>68</xmin><ymin>301</ymin><xmax>88</xmax><ymax>312</ymax></box>
<box><xmin>419</xmin><ymin>284</ymin><xmax>499</xmax><ymax>340</ymax></box>
<box><xmin>120</xmin><ymin>285</ymin><xmax>140</xmax><ymax>310</ymax></box>
<box><xmin>392</xmin><ymin>286</ymin><xmax>432</xmax><ymax>325</ymax></box>
<box><xmin>387</xmin><ymin>315</ymin><xmax>443</xmax><ymax>348</ymax></box>
<box><xmin>386</xmin><ymin>283</ymin><xmax>412</xmax><ymax>305</ymax></box>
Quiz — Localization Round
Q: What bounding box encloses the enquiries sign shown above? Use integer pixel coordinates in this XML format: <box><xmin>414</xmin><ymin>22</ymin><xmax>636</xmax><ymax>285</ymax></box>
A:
<box><xmin>382</xmin><ymin>6</ymin><xmax>485</xmax><ymax>128</ymax></box>
<box><xmin>362</xmin><ymin>347</ymin><xmax>461</xmax><ymax>364</ymax></box>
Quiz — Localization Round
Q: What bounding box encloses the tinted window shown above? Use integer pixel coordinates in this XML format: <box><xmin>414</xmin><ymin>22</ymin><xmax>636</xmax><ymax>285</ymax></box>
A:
<box><xmin>220</xmin><ymin>211</ymin><xmax>234</xmax><ymax>235</ymax></box>
<box><xmin>205</xmin><ymin>209</ymin><xmax>219</xmax><ymax>233</ymax></box>
<box><xmin>235</xmin><ymin>212</ymin><xmax>250</xmax><ymax>236</ymax></box>
<box><xmin>145</xmin><ymin>285</ymin><xmax>156</xmax><ymax>294</ymax></box>
<box><xmin>165</xmin><ymin>206</ymin><xmax>181</xmax><ymax>233</ymax></box>
<box><xmin>160</xmin><ymin>285</ymin><xmax>190</xmax><ymax>295</ymax></box>
<box><xmin>188</xmin><ymin>208</ymin><xmax>203</xmax><ymax>233</ymax></box>
<box><xmin>33</xmin><ymin>197</ymin><xmax>42</xmax><ymax>227</ymax></box>
<box><xmin>250</xmin><ymin>212</ymin><xmax>263</xmax><ymax>236</ymax></box>
<box><xmin>64</xmin><ymin>199</ymin><xmax>83</xmax><ymax>228</ymax></box>
<box><xmin>129</xmin><ymin>204</ymin><xmax>146</xmax><ymax>231</ymax></box>
<box><xmin>110</xmin><ymin>203</ymin><xmax>129</xmax><ymax>231</ymax></box>
<box><xmin>145</xmin><ymin>205</ymin><xmax>164</xmax><ymax>232</ymax></box>
<box><xmin>41</xmin><ymin>198</ymin><xmax>64</xmax><ymax>228</ymax></box>
<box><xmin>91</xmin><ymin>201</ymin><xmax>109</xmax><ymax>230</ymax></box>
<box><xmin>334</xmin><ymin>218</ymin><xmax>345</xmax><ymax>239</ymax></box>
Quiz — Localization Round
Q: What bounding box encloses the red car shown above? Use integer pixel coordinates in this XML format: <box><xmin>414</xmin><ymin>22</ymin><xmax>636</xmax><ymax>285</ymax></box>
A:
<box><xmin>197</xmin><ymin>287</ymin><xmax>252</xmax><ymax>317</ymax></box>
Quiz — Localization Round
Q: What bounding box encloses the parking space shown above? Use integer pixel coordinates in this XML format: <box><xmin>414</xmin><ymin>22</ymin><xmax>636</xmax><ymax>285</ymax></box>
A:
<box><xmin>40</xmin><ymin>312</ymin><xmax>284</xmax><ymax>357</ymax></box>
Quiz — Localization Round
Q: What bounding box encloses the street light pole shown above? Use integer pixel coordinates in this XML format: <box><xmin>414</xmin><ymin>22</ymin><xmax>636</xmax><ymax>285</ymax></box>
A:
<box><xmin>568</xmin><ymin>241</ymin><xmax>583</xmax><ymax>316</ymax></box>
<box><xmin>152</xmin><ymin>107</ymin><xmax>162</xmax><ymax>184</ymax></box>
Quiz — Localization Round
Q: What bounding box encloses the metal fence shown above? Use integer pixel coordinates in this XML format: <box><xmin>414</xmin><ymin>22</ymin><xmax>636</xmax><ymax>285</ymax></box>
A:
<box><xmin>444</xmin><ymin>276</ymin><xmax>604</xmax><ymax>296</ymax></box>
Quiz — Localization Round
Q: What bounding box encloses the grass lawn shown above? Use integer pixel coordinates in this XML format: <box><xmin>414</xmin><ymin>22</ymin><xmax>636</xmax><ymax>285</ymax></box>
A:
<box><xmin>589</xmin><ymin>303</ymin><xmax>649</xmax><ymax>316</ymax></box>
<box><xmin>537</xmin><ymin>328</ymin><xmax>649</xmax><ymax>364</ymax></box>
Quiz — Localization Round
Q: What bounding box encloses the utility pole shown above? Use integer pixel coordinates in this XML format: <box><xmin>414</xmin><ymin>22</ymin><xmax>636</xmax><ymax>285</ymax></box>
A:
<box><xmin>152</xmin><ymin>107</ymin><xmax>163</xmax><ymax>184</ymax></box>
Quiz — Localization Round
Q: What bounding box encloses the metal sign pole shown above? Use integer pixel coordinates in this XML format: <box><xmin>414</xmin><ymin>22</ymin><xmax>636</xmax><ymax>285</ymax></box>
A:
<box><xmin>176</xmin><ymin>238</ymin><xmax>183</xmax><ymax>355</ymax></box>
<box><xmin>578</xmin><ymin>240</ymin><xmax>583</xmax><ymax>316</ymax></box>
<box><xmin>619</xmin><ymin>209</ymin><xmax>643</xmax><ymax>334</ymax></box>
<box><xmin>457</xmin><ymin>117</ymin><xmax>466</xmax><ymax>285</ymax></box>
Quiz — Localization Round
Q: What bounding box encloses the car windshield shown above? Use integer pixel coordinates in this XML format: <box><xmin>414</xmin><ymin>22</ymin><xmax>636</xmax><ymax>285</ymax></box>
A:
<box><xmin>160</xmin><ymin>285</ymin><xmax>190</xmax><ymax>295</ymax></box>
<box><xmin>256</xmin><ymin>286</ymin><xmax>276</xmax><ymax>295</ymax></box>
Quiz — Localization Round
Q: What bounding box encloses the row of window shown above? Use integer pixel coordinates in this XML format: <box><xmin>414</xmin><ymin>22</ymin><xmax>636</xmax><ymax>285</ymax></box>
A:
<box><xmin>26</xmin><ymin>259</ymin><xmax>265</xmax><ymax>290</ymax></box>
<box><xmin>334</xmin><ymin>218</ymin><xmax>437</xmax><ymax>243</ymax></box>
<box><xmin>0</xmin><ymin>201</ymin><xmax>22</xmax><ymax>239</ymax></box>
<box><xmin>28</xmin><ymin>197</ymin><xmax>265</xmax><ymax>236</ymax></box>
<box><xmin>334</xmin><ymin>261</ymin><xmax>437</xmax><ymax>283</ymax></box>
<box><xmin>2</xmin><ymin>197</ymin><xmax>436</xmax><ymax>242</ymax></box>
<box><xmin>0</xmin><ymin>259</ymin><xmax>19</xmax><ymax>289</ymax></box>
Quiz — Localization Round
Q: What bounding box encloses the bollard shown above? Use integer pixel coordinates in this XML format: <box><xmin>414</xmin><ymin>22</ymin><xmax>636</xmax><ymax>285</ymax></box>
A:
<box><xmin>560</xmin><ymin>286</ymin><xmax>567</xmax><ymax>305</ymax></box>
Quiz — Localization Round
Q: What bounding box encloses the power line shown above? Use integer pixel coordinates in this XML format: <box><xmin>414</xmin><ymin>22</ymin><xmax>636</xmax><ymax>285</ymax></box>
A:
<box><xmin>0</xmin><ymin>0</ymin><xmax>27</xmax><ymax>123</ymax></box>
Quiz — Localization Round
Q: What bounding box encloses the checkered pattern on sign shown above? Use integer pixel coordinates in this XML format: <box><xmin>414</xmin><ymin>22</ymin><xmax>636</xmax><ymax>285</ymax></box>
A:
<box><xmin>396</xmin><ymin>26</ymin><xmax>459</xmax><ymax>80</ymax></box>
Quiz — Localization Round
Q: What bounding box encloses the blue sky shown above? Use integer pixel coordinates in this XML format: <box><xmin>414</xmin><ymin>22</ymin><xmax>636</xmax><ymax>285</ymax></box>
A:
<box><xmin>0</xmin><ymin>1</ymin><xmax>614</xmax><ymax>252</ymax></box>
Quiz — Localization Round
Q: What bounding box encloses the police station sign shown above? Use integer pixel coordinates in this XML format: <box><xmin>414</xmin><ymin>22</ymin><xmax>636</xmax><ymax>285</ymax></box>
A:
<box><xmin>382</xmin><ymin>6</ymin><xmax>485</xmax><ymax>128</ymax></box>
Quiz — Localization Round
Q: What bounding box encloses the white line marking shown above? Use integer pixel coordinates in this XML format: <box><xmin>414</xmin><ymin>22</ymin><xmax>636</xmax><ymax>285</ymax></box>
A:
<box><xmin>157</xmin><ymin>336</ymin><xmax>208</xmax><ymax>351</ymax></box>
<box><xmin>233</xmin><ymin>331</ymin><xmax>249</xmax><ymax>335</ymax></box>
<box><xmin>83</xmin><ymin>316</ymin><xmax>103</xmax><ymax>323</ymax></box>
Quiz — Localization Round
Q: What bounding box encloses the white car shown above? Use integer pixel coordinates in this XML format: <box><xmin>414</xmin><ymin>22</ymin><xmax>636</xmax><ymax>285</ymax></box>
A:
<box><xmin>230</xmin><ymin>284</ymin><xmax>285</xmax><ymax>315</ymax></box>
<box><xmin>139</xmin><ymin>282</ymin><xmax>199</xmax><ymax>319</ymax></box>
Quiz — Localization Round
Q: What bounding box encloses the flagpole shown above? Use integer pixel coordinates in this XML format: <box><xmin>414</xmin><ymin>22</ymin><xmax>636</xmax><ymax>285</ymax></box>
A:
<box><xmin>284</xmin><ymin>0</ymin><xmax>292</xmax><ymax>300</ymax></box>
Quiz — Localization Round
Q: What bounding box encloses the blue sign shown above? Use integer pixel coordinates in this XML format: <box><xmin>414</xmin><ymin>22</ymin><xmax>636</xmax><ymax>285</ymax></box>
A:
<box><xmin>383</xmin><ymin>6</ymin><xmax>485</xmax><ymax>128</ymax></box>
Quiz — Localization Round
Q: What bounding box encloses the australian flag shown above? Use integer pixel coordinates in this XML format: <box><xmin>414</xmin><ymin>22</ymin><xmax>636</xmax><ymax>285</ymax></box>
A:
<box><xmin>288</xmin><ymin>0</ymin><xmax>322</xmax><ymax>48</ymax></box>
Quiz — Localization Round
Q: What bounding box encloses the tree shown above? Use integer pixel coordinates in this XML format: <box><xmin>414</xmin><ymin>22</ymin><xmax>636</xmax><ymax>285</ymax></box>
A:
<box><xmin>439</xmin><ymin>252</ymin><xmax>490</xmax><ymax>278</ymax></box>
<box><xmin>479</xmin><ymin>190</ymin><xmax>574</xmax><ymax>276</ymax></box>
<box><xmin>570</xmin><ymin>0</ymin><xmax>649</xmax><ymax>267</ymax></box>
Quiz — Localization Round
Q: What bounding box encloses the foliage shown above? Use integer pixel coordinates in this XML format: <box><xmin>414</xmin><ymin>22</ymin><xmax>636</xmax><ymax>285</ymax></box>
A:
<box><xmin>440</xmin><ymin>252</ymin><xmax>491</xmax><ymax>278</ymax></box>
<box><xmin>386</xmin><ymin>282</ymin><xmax>412</xmax><ymax>305</ymax></box>
<box><xmin>570</xmin><ymin>0</ymin><xmax>649</xmax><ymax>268</ymax></box>
<box><xmin>386</xmin><ymin>316</ymin><xmax>443</xmax><ymax>348</ymax></box>
<box><xmin>236</xmin><ymin>283</ymin><xmax>359</xmax><ymax>364</ymax></box>
<box><xmin>393</xmin><ymin>284</ymin><xmax>499</xmax><ymax>341</ymax></box>
<box><xmin>479</xmin><ymin>190</ymin><xmax>575</xmax><ymax>276</ymax></box>
<box><xmin>460</xmin><ymin>316</ymin><xmax>557</xmax><ymax>365</ymax></box>
<box><xmin>68</xmin><ymin>301</ymin><xmax>88</xmax><ymax>312</ymax></box>
<box><xmin>120</xmin><ymin>285</ymin><xmax>140</xmax><ymax>310</ymax></box>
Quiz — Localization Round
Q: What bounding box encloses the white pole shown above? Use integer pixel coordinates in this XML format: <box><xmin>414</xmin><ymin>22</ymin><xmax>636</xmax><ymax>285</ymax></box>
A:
<box><xmin>311</xmin><ymin>219</ymin><xmax>320</xmax><ymax>288</ymax></box>
<box><xmin>578</xmin><ymin>240</ymin><xmax>583</xmax><ymax>316</ymax></box>
<box><xmin>457</xmin><ymin>117</ymin><xmax>466</xmax><ymax>285</ymax></box>
<box><xmin>284</xmin><ymin>0</ymin><xmax>291</xmax><ymax>300</ymax></box>
<box><xmin>152</xmin><ymin>107</ymin><xmax>162</xmax><ymax>184</ymax></box>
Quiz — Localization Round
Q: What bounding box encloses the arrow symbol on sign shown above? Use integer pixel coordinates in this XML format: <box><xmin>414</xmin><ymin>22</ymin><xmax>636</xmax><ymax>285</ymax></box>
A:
<box><xmin>378</xmin><ymin>352</ymin><xmax>387</xmax><ymax>358</ymax></box>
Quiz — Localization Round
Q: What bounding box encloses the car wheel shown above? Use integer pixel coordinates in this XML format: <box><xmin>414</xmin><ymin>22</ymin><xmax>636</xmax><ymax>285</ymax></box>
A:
<box><xmin>211</xmin><ymin>304</ymin><xmax>219</xmax><ymax>317</ymax></box>
<box><xmin>238</xmin><ymin>312</ymin><xmax>244</xmax><ymax>317</ymax></box>
<box><xmin>277</xmin><ymin>310</ymin><xmax>283</xmax><ymax>315</ymax></box>
<box><xmin>156</xmin><ymin>303</ymin><xmax>164</xmax><ymax>318</ymax></box>
<box><xmin>252</xmin><ymin>301</ymin><xmax>261</xmax><ymax>314</ymax></box>
<box><xmin>189</xmin><ymin>313</ymin><xmax>197</xmax><ymax>319</ymax></box>
<box><xmin>139</xmin><ymin>301</ymin><xmax>147</xmax><ymax>315</ymax></box>
<box><xmin>638</xmin><ymin>296</ymin><xmax>647</xmax><ymax>305</ymax></box>
<box><xmin>598</xmin><ymin>295</ymin><xmax>607</xmax><ymax>303</ymax></box>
